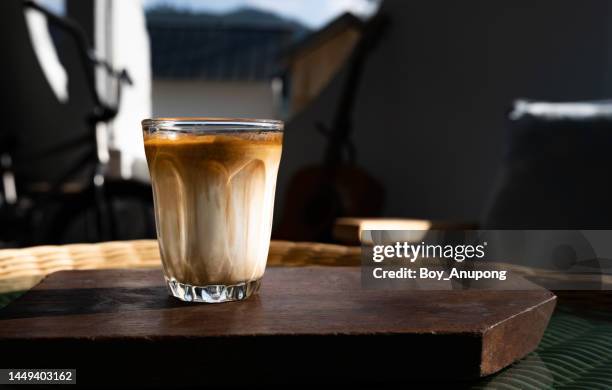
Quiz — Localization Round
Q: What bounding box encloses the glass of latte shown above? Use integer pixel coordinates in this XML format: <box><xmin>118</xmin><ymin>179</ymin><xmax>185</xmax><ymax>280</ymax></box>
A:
<box><xmin>142</xmin><ymin>118</ymin><xmax>283</xmax><ymax>303</ymax></box>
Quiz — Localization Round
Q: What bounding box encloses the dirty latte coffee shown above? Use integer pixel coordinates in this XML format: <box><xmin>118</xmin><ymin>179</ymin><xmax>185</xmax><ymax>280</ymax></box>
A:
<box><xmin>143</xmin><ymin>118</ymin><xmax>283</xmax><ymax>303</ymax></box>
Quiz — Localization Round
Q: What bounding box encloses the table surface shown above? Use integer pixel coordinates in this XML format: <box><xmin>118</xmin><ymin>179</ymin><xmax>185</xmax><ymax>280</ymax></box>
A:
<box><xmin>0</xmin><ymin>237</ymin><xmax>609</xmax><ymax>388</ymax></box>
<box><xmin>0</xmin><ymin>266</ymin><xmax>556</xmax><ymax>385</ymax></box>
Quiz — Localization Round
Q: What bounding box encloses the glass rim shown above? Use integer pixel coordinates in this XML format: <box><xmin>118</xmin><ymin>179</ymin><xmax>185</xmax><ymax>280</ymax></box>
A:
<box><xmin>142</xmin><ymin>117</ymin><xmax>283</xmax><ymax>132</ymax></box>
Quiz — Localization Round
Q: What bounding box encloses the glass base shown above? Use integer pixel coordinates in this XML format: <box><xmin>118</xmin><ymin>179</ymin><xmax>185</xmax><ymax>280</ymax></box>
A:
<box><xmin>166</xmin><ymin>277</ymin><xmax>261</xmax><ymax>303</ymax></box>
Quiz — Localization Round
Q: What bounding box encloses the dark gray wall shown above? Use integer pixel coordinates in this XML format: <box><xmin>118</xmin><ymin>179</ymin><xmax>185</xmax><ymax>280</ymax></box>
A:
<box><xmin>276</xmin><ymin>0</ymin><xmax>612</xmax><ymax>224</ymax></box>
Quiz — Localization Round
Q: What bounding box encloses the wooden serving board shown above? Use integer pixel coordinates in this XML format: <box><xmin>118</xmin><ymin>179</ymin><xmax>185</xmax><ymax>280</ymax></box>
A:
<box><xmin>0</xmin><ymin>267</ymin><xmax>555</xmax><ymax>386</ymax></box>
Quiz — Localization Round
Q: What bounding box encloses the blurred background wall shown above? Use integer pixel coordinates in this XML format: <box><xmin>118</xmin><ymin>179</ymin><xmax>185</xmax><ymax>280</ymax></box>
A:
<box><xmin>277</xmin><ymin>0</ymin><xmax>612</xmax><ymax>224</ymax></box>
<box><xmin>4</xmin><ymin>0</ymin><xmax>612</xmax><ymax>245</ymax></box>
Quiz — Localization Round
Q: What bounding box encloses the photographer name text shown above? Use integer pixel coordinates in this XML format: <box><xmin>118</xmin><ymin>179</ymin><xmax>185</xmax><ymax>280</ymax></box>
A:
<box><xmin>370</xmin><ymin>241</ymin><xmax>507</xmax><ymax>281</ymax></box>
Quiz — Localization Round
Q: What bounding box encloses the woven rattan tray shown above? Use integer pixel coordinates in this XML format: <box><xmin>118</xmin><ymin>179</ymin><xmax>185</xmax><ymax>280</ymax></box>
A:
<box><xmin>0</xmin><ymin>240</ymin><xmax>361</xmax><ymax>293</ymax></box>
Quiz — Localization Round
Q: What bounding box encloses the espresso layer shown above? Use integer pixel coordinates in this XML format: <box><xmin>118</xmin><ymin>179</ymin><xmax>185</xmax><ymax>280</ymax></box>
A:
<box><xmin>145</xmin><ymin>131</ymin><xmax>282</xmax><ymax>285</ymax></box>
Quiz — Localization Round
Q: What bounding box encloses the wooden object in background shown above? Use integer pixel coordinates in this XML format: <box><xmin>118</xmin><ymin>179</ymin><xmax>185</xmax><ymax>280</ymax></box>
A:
<box><xmin>333</xmin><ymin>217</ymin><xmax>478</xmax><ymax>245</ymax></box>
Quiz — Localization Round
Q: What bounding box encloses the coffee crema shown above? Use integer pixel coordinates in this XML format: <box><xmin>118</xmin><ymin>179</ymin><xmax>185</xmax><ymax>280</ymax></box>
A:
<box><xmin>145</xmin><ymin>131</ymin><xmax>283</xmax><ymax>286</ymax></box>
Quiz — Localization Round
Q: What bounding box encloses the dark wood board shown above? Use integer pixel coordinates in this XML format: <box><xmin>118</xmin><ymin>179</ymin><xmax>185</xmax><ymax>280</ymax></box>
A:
<box><xmin>0</xmin><ymin>267</ymin><xmax>555</xmax><ymax>386</ymax></box>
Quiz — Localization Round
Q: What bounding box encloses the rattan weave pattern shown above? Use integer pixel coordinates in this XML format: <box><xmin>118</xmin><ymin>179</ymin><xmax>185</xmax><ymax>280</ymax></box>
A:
<box><xmin>0</xmin><ymin>240</ymin><xmax>361</xmax><ymax>293</ymax></box>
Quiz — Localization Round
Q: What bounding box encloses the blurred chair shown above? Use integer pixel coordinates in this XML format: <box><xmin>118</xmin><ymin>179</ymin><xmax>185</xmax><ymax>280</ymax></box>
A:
<box><xmin>275</xmin><ymin>14</ymin><xmax>387</xmax><ymax>242</ymax></box>
<box><xmin>484</xmin><ymin>99</ymin><xmax>612</xmax><ymax>229</ymax></box>
<box><xmin>0</xmin><ymin>1</ymin><xmax>155</xmax><ymax>246</ymax></box>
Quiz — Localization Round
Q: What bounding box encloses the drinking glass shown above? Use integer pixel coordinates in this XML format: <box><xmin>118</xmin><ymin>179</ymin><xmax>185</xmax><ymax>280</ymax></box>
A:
<box><xmin>142</xmin><ymin>118</ymin><xmax>283</xmax><ymax>303</ymax></box>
